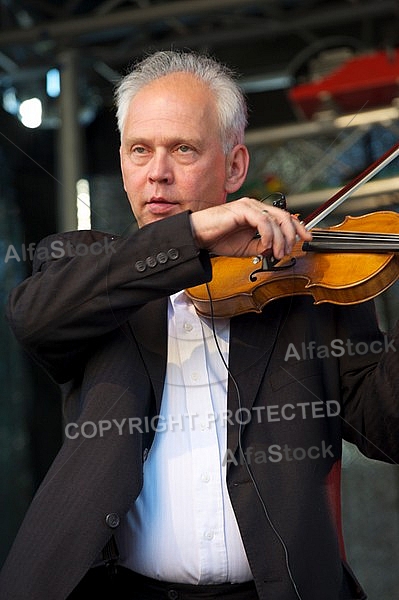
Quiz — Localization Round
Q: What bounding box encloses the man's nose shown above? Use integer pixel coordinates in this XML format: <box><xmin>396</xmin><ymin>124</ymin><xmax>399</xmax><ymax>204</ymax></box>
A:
<box><xmin>148</xmin><ymin>151</ymin><xmax>173</xmax><ymax>184</ymax></box>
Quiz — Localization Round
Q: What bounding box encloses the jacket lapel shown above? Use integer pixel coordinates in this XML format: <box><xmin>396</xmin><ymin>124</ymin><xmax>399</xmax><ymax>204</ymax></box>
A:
<box><xmin>128</xmin><ymin>296</ymin><xmax>284</xmax><ymax>454</ymax></box>
<box><xmin>227</xmin><ymin>303</ymin><xmax>284</xmax><ymax>456</ymax></box>
<box><xmin>127</xmin><ymin>298</ymin><xmax>168</xmax><ymax>412</ymax></box>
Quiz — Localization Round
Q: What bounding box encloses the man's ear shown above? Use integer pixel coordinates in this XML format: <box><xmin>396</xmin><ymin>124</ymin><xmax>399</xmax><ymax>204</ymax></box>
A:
<box><xmin>225</xmin><ymin>144</ymin><xmax>250</xmax><ymax>194</ymax></box>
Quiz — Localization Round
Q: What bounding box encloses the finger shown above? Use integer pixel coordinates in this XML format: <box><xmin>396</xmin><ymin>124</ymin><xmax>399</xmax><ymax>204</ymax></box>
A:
<box><xmin>271</xmin><ymin>210</ymin><xmax>298</xmax><ymax>255</ymax></box>
<box><xmin>284</xmin><ymin>210</ymin><xmax>312</xmax><ymax>240</ymax></box>
<box><xmin>259</xmin><ymin>205</ymin><xmax>312</xmax><ymax>255</ymax></box>
<box><xmin>256</xmin><ymin>210</ymin><xmax>287</xmax><ymax>258</ymax></box>
<box><xmin>292</xmin><ymin>216</ymin><xmax>313</xmax><ymax>242</ymax></box>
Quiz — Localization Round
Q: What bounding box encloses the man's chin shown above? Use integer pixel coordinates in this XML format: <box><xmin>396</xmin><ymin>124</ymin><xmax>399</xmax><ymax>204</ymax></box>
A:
<box><xmin>139</xmin><ymin>206</ymin><xmax>183</xmax><ymax>227</ymax></box>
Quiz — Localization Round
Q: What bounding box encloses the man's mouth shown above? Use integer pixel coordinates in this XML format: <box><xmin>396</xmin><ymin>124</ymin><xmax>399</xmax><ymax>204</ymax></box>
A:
<box><xmin>147</xmin><ymin>197</ymin><xmax>179</xmax><ymax>214</ymax></box>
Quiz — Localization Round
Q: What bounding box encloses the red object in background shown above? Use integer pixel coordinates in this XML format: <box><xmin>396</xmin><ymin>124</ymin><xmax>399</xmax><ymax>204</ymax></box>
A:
<box><xmin>289</xmin><ymin>49</ymin><xmax>399</xmax><ymax>119</ymax></box>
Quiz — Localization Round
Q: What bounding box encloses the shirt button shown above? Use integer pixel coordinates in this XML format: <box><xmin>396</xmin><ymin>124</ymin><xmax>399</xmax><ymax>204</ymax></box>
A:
<box><xmin>191</xmin><ymin>372</ymin><xmax>199</xmax><ymax>381</ymax></box>
<box><xmin>183</xmin><ymin>322</ymin><xmax>193</xmax><ymax>332</ymax></box>
<box><xmin>204</xmin><ymin>530</ymin><xmax>214</xmax><ymax>540</ymax></box>
<box><xmin>201</xmin><ymin>473</ymin><xmax>210</xmax><ymax>483</ymax></box>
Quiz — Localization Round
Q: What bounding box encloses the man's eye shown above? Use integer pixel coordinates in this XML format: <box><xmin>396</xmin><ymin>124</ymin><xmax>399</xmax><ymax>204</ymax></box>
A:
<box><xmin>132</xmin><ymin>146</ymin><xmax>147</xmax><ymax>154</ymax></box>
<box><xmin>178</xmin><ymin>145</ymin><xmax>191</xmax><ymax>153</ymax></box>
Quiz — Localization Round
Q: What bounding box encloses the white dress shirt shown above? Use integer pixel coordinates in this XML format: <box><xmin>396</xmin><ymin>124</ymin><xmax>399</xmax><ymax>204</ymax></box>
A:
<box><xmin>116</xmin><ymin>291</ymin><xmax>252</xmax><ymax>583</ymax></box>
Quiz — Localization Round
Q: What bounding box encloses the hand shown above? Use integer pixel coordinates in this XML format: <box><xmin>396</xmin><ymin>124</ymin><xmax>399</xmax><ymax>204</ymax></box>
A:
<box><xmin>190</xmin><ymin>197</ymin><xmax>312</xmax><ymax>259</ymax></box>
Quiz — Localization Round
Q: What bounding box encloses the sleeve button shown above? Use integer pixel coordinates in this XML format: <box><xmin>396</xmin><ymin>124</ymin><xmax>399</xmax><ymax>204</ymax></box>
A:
<box><xmin>167</xmin><ymin>248</ymin><xmax>179</xmax><ymax>260</ymax></box>
<box><xmin>146</xmin><ymin>256</ymin><xmax>157</xmax><ymax>268</ymax></box>
<box><xmin>135</xmin><ymin>260</ymin><xmax>146</xmax><ymax>272</ymax></box>
<box><xmin>156</xmin><ymin>252</ymin><xmax>168</xmax><ymax>264</ymax></box>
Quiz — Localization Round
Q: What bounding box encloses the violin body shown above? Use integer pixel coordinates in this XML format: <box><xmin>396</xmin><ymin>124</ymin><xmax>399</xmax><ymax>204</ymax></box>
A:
<box><xmin>186</xmin><ymin>211</ymin><xmax>399</xmax><ymax>319</ymax></box>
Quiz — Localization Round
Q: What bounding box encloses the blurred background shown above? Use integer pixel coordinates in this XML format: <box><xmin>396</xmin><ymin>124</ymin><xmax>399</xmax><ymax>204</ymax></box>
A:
<box><xmin>1</xmin><ymin>1</ymin><xmax>399</xmax><ymax>597</ymax></box>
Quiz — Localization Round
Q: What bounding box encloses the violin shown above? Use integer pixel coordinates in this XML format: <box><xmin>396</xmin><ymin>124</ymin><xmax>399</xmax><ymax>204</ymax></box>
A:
<box><xmin>186</xmin><ymin>143</ymin><xmax>399</xmax><ymax>319</ymax></box>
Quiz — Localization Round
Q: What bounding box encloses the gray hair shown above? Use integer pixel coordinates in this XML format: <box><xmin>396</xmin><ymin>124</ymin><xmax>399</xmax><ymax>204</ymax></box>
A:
<box><xmin>115</xmin><ymin>50</ymin><xmax>248</xmax><ymax>153</ymax></box>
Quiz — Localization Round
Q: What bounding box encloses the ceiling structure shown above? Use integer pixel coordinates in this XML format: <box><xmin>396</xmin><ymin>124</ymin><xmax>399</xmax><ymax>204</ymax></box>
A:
<box><xmin>1</xmin><ymin>0</ymin><xmax>399</xmax><ymax>130</ymax></box>
<box><xmin>1</xmin><ymin>0</ymin><xmax>399</xmax><ymax>234</ymax></box>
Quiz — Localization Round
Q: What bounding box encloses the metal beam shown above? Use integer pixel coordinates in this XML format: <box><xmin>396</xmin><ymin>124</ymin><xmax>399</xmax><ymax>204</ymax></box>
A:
<box><xmin>286</xmin><ymin>177</ymin><xmax>399</xmax><ymax>215</ymax></box>
<box><xmin>0</xmin><ymin>0</ymin><xmax>396</xmax><ymax>49</ymax></box>
<box><xmin>57</xmin><ymin>49</ymin><xmax>83</xmax><ymax>232</ymax></box>
<box><xmin>245</xmin><ymin>105</ymin><xmax>399</xmax><ymax>146</ymax></box>
<box><xmin>0</xmin><ymin>0</ymin><xmax>260</xmax><ymax>46</ymax></box>
<box><xmin>66</xmin><ymin>1</ymin><xmax>398</xmax><ymax>69</ymax></box>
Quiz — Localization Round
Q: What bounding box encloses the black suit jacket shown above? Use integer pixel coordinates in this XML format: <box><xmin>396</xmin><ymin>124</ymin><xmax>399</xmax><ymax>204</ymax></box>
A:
<box><xmin>1</xmin><ymin>211</ymin><xmax>399</xmax><ymax>600</ymax></box>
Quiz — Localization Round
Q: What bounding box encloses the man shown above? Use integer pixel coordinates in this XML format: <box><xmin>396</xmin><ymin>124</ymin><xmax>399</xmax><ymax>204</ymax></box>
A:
<box><xmin>1</xmin><ymin>50</ymin><xmax>398</xmax><ymax>600</ymax></box>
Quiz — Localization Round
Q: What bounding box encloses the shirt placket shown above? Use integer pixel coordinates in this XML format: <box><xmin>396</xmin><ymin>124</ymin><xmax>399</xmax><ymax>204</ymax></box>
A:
<box><xmin>175</xmin><ymin>302</ymin><xmax>228</xmax><ymax>583</ymax></box>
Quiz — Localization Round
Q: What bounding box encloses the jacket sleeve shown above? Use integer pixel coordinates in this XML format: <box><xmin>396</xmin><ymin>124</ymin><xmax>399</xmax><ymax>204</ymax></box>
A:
<box><xmin>336</xmin><ymin>300</ymin><xmax>399</xmax><ymax>463</ymax></box>
<box><xmin>6</xmin><ymin>211</ymin><xmax>212</xmax><ymax>383</ymax></box>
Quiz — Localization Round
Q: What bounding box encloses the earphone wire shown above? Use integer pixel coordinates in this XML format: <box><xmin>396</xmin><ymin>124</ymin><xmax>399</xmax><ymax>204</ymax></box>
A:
<box><xmin>205</xmin><ymin>282</ymin><xmax>304</xmax><ymax>600</ymax></box>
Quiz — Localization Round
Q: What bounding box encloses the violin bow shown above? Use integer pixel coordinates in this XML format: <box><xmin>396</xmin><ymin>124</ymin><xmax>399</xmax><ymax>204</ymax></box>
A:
<box><xmin>303</xmin><ymin>141</ymin><xmax>399</xmax><ymax>230</ymax></box>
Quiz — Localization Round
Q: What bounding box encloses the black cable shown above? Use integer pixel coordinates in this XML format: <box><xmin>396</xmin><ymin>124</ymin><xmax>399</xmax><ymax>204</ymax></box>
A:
<box><xmin>205</xmin><ymin>282</ymin><xmax>304</xmax><ymax>600</ymax></box>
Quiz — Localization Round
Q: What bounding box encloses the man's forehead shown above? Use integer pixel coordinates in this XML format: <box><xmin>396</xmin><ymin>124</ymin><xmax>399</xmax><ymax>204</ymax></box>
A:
<box><xmin>123</xmin><ymin>74</ymin><xmax>218</xmax><ymax>133</ymax></box>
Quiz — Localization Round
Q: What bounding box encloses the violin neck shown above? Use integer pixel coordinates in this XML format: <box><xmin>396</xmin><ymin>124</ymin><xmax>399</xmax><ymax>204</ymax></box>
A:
<box><xmin>303</xmin><ymin>230</ymin><xmax>399</xmax><ymax>253</ymax></box>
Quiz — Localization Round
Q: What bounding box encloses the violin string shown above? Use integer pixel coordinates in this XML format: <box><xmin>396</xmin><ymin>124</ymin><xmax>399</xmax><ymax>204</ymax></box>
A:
<box><xmin>309</xmin><ymin>230</ymin><xmax>399</xmax><ymax>250</ymax></box>
<box><xmin>205</xmin><ymin>282</ymin><xmax>304</xmax><ymax>600</ymax></box>
<box><xmin>313</xmin><ymin>231</ymin><xmax>399</xmax><ymax>236</ymax></box>
<box><xmin>312</xmin><ymin>231</ymin><xmax>399</xmax><ymax>240</ymax></box>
